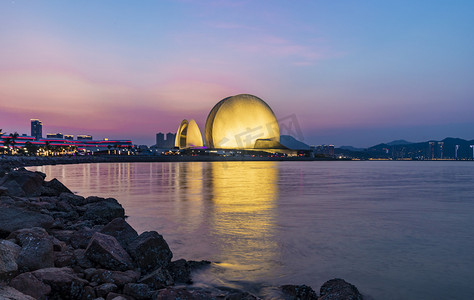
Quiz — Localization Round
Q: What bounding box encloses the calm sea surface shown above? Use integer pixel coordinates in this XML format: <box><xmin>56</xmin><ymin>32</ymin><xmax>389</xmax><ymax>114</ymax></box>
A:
<box><xmin>31</xmin><ymin>161</ymin><xmax>474</xmax><ymax>299</ymax></box>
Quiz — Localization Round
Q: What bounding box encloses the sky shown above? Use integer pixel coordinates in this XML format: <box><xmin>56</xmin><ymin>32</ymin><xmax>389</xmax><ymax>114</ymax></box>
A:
<box><xmin>1</xmin><ymin>0</ymin><xmax>473</xmax><ymax>147</ymax></box>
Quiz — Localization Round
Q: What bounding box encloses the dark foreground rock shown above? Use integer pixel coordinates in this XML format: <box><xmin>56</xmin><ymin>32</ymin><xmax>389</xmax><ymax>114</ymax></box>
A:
<box><xmin>319</xmin><ymin>278</ymin><xmax>363</xmax><ymax>300</ymax></box>
<box><xmin>0</xmin><ymin>165</ymin><xmax>364</xmax><ymax>299</ymax></box>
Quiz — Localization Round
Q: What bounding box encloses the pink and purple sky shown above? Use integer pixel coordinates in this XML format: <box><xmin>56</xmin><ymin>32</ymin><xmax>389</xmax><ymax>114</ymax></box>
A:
<box><xmin>1</xmin><ymin>1</ymin><xmax>473</xmax><ymax>147</ymax></box>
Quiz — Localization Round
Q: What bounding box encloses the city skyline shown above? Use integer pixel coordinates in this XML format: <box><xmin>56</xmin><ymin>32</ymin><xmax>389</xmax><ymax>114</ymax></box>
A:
<box><xmin>1</xmin><ymin>1</ymin><xmax>473</xmax><ymax>147</ymax></box>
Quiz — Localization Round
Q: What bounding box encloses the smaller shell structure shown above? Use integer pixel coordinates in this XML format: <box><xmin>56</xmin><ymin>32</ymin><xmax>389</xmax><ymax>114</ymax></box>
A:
<box><xmin>174</xmin><ymin>119</ymin><xmax>203</xmax><ymax>149</ymax></box>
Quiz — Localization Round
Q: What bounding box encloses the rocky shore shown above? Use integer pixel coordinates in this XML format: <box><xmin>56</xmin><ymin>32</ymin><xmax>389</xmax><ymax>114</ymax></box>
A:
<box><xmin>0</xmin><ymin>160</ymin><xmax>363</xmax><ymax>299</ymax></box>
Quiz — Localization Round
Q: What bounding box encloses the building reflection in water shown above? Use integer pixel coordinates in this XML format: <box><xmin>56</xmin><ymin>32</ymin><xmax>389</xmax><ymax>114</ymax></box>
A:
<box><xmin>201</xmin><ymin>161</ymin><xmax>280</xmax><ymax>284</ymax></box>
<box><xmin>31</xmin><ymin>161</ymin><xmax>281</xmax><ymax>285</ymax></box>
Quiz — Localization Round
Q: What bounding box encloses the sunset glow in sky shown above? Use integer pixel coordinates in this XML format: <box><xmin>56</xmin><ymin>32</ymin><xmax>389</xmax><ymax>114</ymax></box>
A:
<box><xmin>1</xmin><ymin>1</ymin><xmax>473</xmax><ymax>147</ymax></box>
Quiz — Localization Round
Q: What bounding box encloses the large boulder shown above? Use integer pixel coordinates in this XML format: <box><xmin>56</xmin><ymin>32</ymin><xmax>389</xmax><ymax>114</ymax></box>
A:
<box><xmin>70</xmin><ymin>227</ymin><xmax>98</xmax><ymax>249</ymax></box>
<box><xmin>8</xmin><ymin>227</ymin><xmax>54</xmax><ymax>271</ymax></box>
<box><xmin>127</xmin><ymin>231</ymin><xmax>172</xmax><ymax>273</ymax></box>
<box><xmin>30</xmin><ymin>267</ymin><xmax>88</xmax><ymax>299</ymax></box>
<box><xmin>10</xmin><ymin>272</ymin><xmax>51</xmax><ymax>299</ymax></box>
<box><xmin>82</xmin><ymin>198</ymin><xmax>125</xmax><ymax>225</ymax></box>
<box><xmin>138</xmin><ymin>267</ymin><xmax>173</xmax><ymax>290</ymax></box>
<box><xmin>41</xmin><ymin>178</ymin><xmax>72</xmax><ymax>196</ymax></box>
<box><xmin>10</xmin><ymin>267</ymin><xmax>88</xmax><ymax>300</ymax></box>
<box><xmin>59</xmin><ymin>193</ymin><xmax>87</xmax><ymax>206</ymax></box>
<box><xmin>86</xmin><ymin>268</ymin><xmax>140</xmax><ymax>288</ymax></box>
<box><xmin>0</xmin><ymin>286</ymin><xmax>36</xmax><ymax>300</ymax></box>
<box><xmin>95</xmin><ymin>283</ymin><xmax>118</xmax><ymax>298</ymax></box>
<box><xmin>100</xmin><ymin>218</ymin><xmax>138</xmax><ymax>249</ymax></box>
<box><xmin>0</xmin><ymin>239</ymin><xmax>21</xmax><ymax>275</ymax></box>
<box><xmin>84</xmin><ymin>232</ymin><xmax>133</xmax><ymax>271</ymax></box>
<box><xmin>319</xmin><ymin>278</ymin><xmax>363</xmax><ymax>300</ymax></box>
<box><xmin>0</xmin><ymin>206</ymin><xmax>54</xmax><ymax>238</ymax></box>
<box><xmin>0</xmin><ymin>168</ymin><xmax>45</xmax><ymax>196</ymax></box>
<box><xmin>168</xmin><ymin>259</ymin><xmax>191</xmax><ymax>284</ymax></box>
<box><xmin>280</xmin><ymin>284</ymin><xmax>318</xmax><ymax>300</ymax></box>
<box><xmin>123</xmin><ymin>283</ymin><xmax>153</xmax><ymax>300</ymax></box>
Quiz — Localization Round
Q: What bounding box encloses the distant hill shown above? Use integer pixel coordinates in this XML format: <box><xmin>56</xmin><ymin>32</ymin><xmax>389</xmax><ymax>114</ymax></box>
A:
<box><xmin>336</xmin><ymin>137</ymin><xmax>474</xmax><ymax>159</ymax></box>
<box><xmin>386</xmin><ymin>139</ymin><xmax>412</xmax><ymax>146</ymax></box>
<box><xmin>280</xmin><ymin>135</ymin><xmax>310</xmax><ymax>150</ymax></box>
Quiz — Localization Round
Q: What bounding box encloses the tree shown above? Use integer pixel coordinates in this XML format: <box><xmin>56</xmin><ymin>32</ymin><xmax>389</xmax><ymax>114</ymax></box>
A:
<box><xmin>9</xmin><ymin>132</ymin><xmax>19</xmax><ymax>155</ymax></box>
<box><xmin>24</xmin><ymin>141</ymin><xmax>38</xmax><ymax>156</ymax></box>
<box><xmin>3</xmin><ymin>137</ymin><xmax>12</xmax><ymax>155</ymax></box>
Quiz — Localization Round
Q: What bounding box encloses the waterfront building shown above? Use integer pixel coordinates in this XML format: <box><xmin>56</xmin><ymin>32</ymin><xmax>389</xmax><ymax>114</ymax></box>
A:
<box><xmin>47</xmin><ymin>133</ymin><xmax>64</xmax><ymax>139</ymax></box>
<box><xmin>155</xmin><ymin>132</ymin><xmax>176</xmax><ymax>149</ymax></box>
<box><xmin>77</xmin><ymin>135</ymin><xmax>93</xmax><ymax>140</ymax></box>
<box><xmin>156</xmin><ymin>133</ymin><xmax>165</xmax><ymax>147</ymax></box>
<box><xmin>175</xmin><ymin>119</ymin><xmax>203</xmax><ymax>149</ymax></box>
<box><xmin>204</xmin><ymin>94</ymin><xmax>281</xmax><ymax>149</ymax></box>
<box><xmin>30</xmin><ymin>119</ymin><xmax>43</xmax><ymax>140</ymax></box>
<box><xmin>165</xmin><ymin>132</ymin><xmax>176</xmax><ymax>148</ymax></box>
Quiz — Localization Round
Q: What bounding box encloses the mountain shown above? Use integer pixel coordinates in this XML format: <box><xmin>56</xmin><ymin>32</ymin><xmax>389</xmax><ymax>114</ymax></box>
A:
<box><xmin>280</xmin><ymin>135</ymin><xmax>310</xmax><ymax>150</ymax></box>
<box><xmin>386</xmin><ymin>139</ymin><xmax>412</xmax><ymax>146</ymax></box>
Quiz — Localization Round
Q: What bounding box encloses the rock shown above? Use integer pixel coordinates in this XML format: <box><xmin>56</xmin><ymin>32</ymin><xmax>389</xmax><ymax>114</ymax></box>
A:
<box><xmin>55</xmin><ymin>248</ymin><xmax>75</xmax><ymax>268</ymax></box>
<box><xmin>152</xmin><ymin>287</ymin><xmax>227</xmax><ymax>300</ymax></box>
<box><xmin>8</xmin><ymin>227</ymin><xmax>54</xmax><ymax>271</ymax></box>
<box><xmin>123</xmin><ymin>283</ymin><xmax>153</xmax><ymax>300</ymax></box>
<box><xmin>0</xmin><ymin>286</ymin><xmax>36</xmax><ymax>300</ymax></box>
<box><xmin>127</xmin><ymin>231</ymin><xmax>172</xmax><ymax>273</ymax></box>
<box><xmin>105</xmin><ymin>293</ymin><xmax>134</xmax><ymax>300</ymax></box>
<box><xmin>11</xmin><ymin>267</ymin><xmax>88</xmax><ymax>300</ymax></box>
<box><xmin>42</xmin><ymin>178</ymin><xmax>72</xmax><ymax>196</ymax></box>
<box><xmin>168</xmin><ymin>259</ymin><xmax>191</xmax><ymax>284</ymax></box>
<box><xmin>226</xmin><ymin>291</ymin><xmax>259</xmax><ymax>300</ymax></box>
<box><xmin>0</xmin><ymin>206</ymin><xmax>54</xmax><ymax>238</ymax></box>
<box><xmin>50</xmin><ymin>229</ymin><xmax>75</xmax><ymax>244</ymax></box>
<box><xmin>100</xmin><ymin>218</ymin><xmax>138</xmax><ymax>249</ymax></box>
<box><xmin>59</xmin><ymin>193</ymin><xmax>87</xmax><ymax>206</ymax></box>
<box><xmin>281</xmin><ymin>284</ymin><xmax>318</xmax><ymax>300</ymax></box>
<box><xmin>71</xmin><ymin>227</ymin><xmax>98</xmax><ymax>249</ymax></box>
<box><xmin>0</xmin><ymin>186</ymin><xmax>9</xmax><ymax>196</ymax></box>
<box><xmin>319</xmin><ymin>278</ymin><xmax>363</xmax><ymax>300</ymax></box>
<box><xmin>31</xmin><ymin>267</ymin><xmax>88</xmax><ymax>299</ymax></box>
<box><xmin>0</xmin><ymin>180</ymin><xmax>25</xmax><ymax>197</ymax></box>
<box><xmin>0</xmin><ymin>239</ymin><xmax>21</xmax><ymax>275</ymax></box>
<box><xmin>82</xmin><ymin>285</ymin><xmax>96</xmax><ymax>300</ymax></box>
<box><xmin>138</xmin><ymin>267</ymin><xmax>173</xmax><ymax>290</ymax></box>
<box><xmin>187</xmin><ymin>260</ymin><xmax>211</xmax><ymax>270</ymax></box>
<box><xmin>85</xmin><ymin>232</ymin><xmax>133</xmax><ymax>271</ymax></box>
<box><xmin>82</xmin><ymin>198</ymin><xmax>125</xmax><ymax>225</ymax></box>
<box><xmin>95</xmin><ymin>283</ymin><xmax>118</xmax><ymax>298</ymax></box>
<box><xmin>87</xmin><ymin>269</ymin><xmax>140</xmax><ymax>288</ymax></box>
<box><xmin>10</xmin><ymin>272</ymin><xmax>51</xmax><ymax>299</ymax></box>
<box><xmin>74</xmin><ymin>249</ymin><xmax>95</xmax><ymax>269</ymax></box>
<box><xmin>0</xmin><ymin>168</ymin><xmax>45</xmax><ymax>196</ymax></box>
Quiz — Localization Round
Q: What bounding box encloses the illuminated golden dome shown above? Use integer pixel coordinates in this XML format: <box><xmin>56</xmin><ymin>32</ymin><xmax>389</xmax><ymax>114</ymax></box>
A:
<box><xmin>204</xmin><ymin>94</ymin><xmax>280</xmax><ymax>149</ymax></box>
<box><xmin>175</xmin><ymin>119</ymin><xmax>203</xmax><ymax>149</ymax></box>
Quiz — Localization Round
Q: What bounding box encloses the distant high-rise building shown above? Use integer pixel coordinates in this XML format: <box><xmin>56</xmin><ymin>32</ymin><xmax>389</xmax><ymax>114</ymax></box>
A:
<box><xmin>31</xmin><ymin>119</ymin><xmax>42</xmax><ymax>140</ymax></box>
<box><xmin>156</xmin><ymin>133</ymin><xmax>165</xmax><ymax>147</ymax></box>
<box><xmin>155</xmin><ymin>132</ymin><xmax>176</xmax><ymax>148</ymax></box>
<box><xmin>77</xmin><ymin>135</ymin><xmax>93</xmax><ymax>140</ymax></box>
<box><xmin>166</xmin><ymin>132</ymin><xmax>176</xmax><ymax>148</ymax></box>
<box><xmin>64</xmin><ymin>135</ymin><xmax>74</xmax><ymax>140</ymax></box>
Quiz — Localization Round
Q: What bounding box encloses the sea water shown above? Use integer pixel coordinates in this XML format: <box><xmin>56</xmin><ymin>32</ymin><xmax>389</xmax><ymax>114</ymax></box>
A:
<box><xmin>31</xmin><ymin>161</ymin><xmax>474</xmax><ymax>299</ymax></box>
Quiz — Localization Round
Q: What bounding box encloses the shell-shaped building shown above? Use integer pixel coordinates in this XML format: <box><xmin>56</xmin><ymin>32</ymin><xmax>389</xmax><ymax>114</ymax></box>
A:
<box><xmin>204</xmin><ymin>94</ymin><xmax>280</xmax><ymax>149</ymax></box>
<box><xmin>175</xmin><ymin>119</ymin><xmax>203</xmax><ymax>149</ymax></box>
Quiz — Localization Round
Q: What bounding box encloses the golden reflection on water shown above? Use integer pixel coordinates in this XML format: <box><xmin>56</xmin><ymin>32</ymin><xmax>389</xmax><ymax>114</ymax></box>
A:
<box><xmin>206</xmin><ymin>161</ymin><xmax>279</xmax><ymax>279</ymax></box>
<box><xmin>31</xmin><ymin>161</ymin><xmax>280</xmax><ymax>282</ymax></box>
